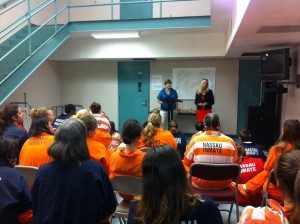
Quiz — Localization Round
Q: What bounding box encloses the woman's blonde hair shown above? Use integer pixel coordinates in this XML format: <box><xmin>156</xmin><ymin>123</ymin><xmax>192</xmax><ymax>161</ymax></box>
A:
<box><xmin>76</xmin><ymin>109</ymin><xmax>91</xmax><ymax>120</ymax></box>
<box><xmin>143</xmin><ymin>112</ymin><xmax>161</xmax><ymax>147</ymax></box>
<box><xmin>197</xmin><ymin>79</ymin><xmax>208</xmax><ymax>94</ymax></box>
<box><xmin>30</xmin><ymin>107</ymin><xmax>51</xmax><ymax>119</ymax></box>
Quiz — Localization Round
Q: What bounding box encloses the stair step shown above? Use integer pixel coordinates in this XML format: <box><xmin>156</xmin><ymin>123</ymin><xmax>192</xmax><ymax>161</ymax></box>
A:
<box><xmin>0</xmin><ymin>73</ymin><xmax>9</xmax><ymax>82</ymax></box>
<box><xmin>0</xmin><ymin>45</ymin><xmax>10</xmax><ymax>51</ymax></box>
<box><xmin>0</xmin><ymin>64</ymin><xmax>18</xmax><ymax>74</ymax></box>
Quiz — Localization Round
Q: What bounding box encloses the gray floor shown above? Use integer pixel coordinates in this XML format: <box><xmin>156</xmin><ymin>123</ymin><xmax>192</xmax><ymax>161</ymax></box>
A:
<box><xmin>111</xmin><ymin>203</ymin><xmax>245</xmax><ymax>224</ymax></box>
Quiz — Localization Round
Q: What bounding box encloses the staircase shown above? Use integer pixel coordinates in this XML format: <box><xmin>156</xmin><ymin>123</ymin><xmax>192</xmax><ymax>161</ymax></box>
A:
<box><xmin>0</xmin><ymin>0</ymin><xmax>70</xmax><ymax>105</ymax></box>
<box><xmin>0</xmin><ymin>0</ymin><xmax>205</xmax><ymax>105</ymax></box>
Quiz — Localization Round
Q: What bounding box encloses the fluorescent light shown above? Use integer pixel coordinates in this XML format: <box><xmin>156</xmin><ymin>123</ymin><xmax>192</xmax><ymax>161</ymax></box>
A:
<box><xmin>91</xmin><ymin>31</ymin><xmax>140</xmax><ymax>39</ymax></box>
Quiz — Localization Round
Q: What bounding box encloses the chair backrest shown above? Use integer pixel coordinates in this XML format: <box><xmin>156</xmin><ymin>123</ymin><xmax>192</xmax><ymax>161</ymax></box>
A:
<box><xmin>110</xmin><ymin>176</ymin><xmax>142</xmax><ymax>195</ymax></box>
<box><xmin>189</xmin><ymin>163</ymin><xmax>241</xmax><ymax>183</ymax></box>
<box><xmin>265</xmin><ymin>169</ymin><xmax>275</xmax><ymax>203</ymax></box>
<box><xmin>14</xmin><ymin>165</ymin><xmax>38</xmax><ymax>185</ymax></box>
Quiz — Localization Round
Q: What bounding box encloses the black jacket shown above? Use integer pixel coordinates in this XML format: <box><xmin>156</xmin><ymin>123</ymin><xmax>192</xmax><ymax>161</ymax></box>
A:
<box><xmin>194</xmin><ymin>89</ymin><xmax>214</xmax><ymax>110</ymax></box>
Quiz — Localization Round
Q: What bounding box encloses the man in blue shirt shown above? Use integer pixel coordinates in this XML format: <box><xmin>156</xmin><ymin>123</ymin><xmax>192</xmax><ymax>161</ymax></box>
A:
<box><xmin>53</xmin><ymin>104</ymin><xmax>76</xmax><ymax>129</ymax></box>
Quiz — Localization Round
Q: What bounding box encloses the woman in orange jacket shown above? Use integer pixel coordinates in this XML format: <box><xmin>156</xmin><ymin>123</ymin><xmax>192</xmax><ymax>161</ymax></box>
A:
<box><xmin>237</xmin><ymin>119</ymin><xmax>300</xmax><ymax>202</ymax></box>
<box><xmin>138</xmin><ymin>112</ymin><xmax>177</xmax><ymax>149</ymax></box>
<box><xmin>110</xmin><ymin>119</ymin><xmax>144</xmax><ymax>202</ymax></box>
<box><xmin>239</xmin><ymin>150</ymin><xmax>300</xmax><ymax>224</ymax></box>
<box><xmin>76</xmin><ymin>110</ymin><xmax>110</xmax><ymax>173</ymax></box>
<box><xmin>19</xmin><ymin>115</ymin><xmax>54</xmax><ymax>167</ymax></box>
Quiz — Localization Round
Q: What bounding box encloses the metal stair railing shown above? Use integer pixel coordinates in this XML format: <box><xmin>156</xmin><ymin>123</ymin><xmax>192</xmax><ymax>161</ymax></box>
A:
<box><xmin>0</xmin><ymin>0</ymin><xmax>202</xmax><ymax>80</ymax></box>
<box><xmin>0</xmin><ymin>0</ymin><xmax>69</xmax><ymax>84</ymax></box>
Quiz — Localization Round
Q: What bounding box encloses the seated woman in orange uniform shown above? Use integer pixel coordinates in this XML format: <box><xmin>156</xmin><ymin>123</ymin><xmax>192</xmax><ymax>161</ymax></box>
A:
<box><xmin>76</xmin><ymin>110</ymin><xmax>110</xmax><ymax>173</ymax></box>
<box><xmin>239</xmin><ymin>150</ymin><xmax>300</xmax><ymax>224</ymax></box>
<box><xmin>137</xmin><ymin>112</ymin><xmax>177</xmax><ymax>149</ymax></box>
<box><xmin>237</xmin><ymin>119</ymin><xmax>300</xmax><ymax>202</ymax></box>
<box><xmin>28</xmin><ymin>107</ymin><xmax>55</xmax><ymax>134</ymax></box>
<box><xmin>110</xmin><ymin>119</ymin><xmax>144</xmax><ymax>202</ymax></box>
<box><xmin>19</xmin><ymin>114</ymin><xmax>54</xmax><ymax>167</ymax></box>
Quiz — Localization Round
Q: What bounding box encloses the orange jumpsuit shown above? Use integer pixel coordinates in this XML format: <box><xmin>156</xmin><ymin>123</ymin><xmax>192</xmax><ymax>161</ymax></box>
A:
<box><xmin>91</xmin><ymin>129</ymin><xmax>112</xmax><ymax>149</ymax></box>
<box><xmin>137</xmin><ymin>127</ymin><xmax>177</xmax><ymax>149</ymax></box>
<box><xmin>109</xmin><ymin>146</ymin><xmax>144</xmax><ymax>201</ymax></box>
<box><xmin>87</xmin><ymin>137</ymin><xmax>110</xmax><ymax>173</ymax></box>
<box><xmin>244</xmin><ymin>142</ymin><xmax>293</xmax><ymax>201</ymax></box>
<box><xmin>19</xmin><ymin>132</ymin><xmax>54</xmax><ymax>167</ymax></box>
<box><xmin>183</xmin><ymin>130</ymin><xmax>238</xmax><ymax>189</ymax></box>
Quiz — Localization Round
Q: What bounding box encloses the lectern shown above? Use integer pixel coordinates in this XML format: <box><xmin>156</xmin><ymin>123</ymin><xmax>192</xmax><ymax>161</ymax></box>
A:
<box><xmin>161</xmin><ymin>99</ymin><xmax>183</xmax><ymax>123</ymax></box>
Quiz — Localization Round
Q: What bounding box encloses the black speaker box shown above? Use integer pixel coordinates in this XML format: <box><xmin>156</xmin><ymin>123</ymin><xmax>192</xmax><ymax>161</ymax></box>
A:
<box><xmin>248</xmin><ymin>90</ymin><xmax>281</xmax><ymax>147</ymax></box>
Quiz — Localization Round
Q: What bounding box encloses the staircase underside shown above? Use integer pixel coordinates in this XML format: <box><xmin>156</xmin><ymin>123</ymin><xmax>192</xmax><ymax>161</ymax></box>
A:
<box><xmin>0</xmin><ymin>26</ymin><xmax>69</xmax><ymax>105</ymax></box>
<box><xmin>0</xmin><ymin>16</ymin><xmax>210</xmax><ymax>105</ymax></box>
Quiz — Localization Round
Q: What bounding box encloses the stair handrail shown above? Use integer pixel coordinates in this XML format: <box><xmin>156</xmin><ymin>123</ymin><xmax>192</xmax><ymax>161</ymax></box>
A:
<box><xmin>69</xmin><ymin>0</ymin><xmax>199</xmax><ymax>19</ymax></box>
<box><xmin>0</xmin><ymin>24</ymin><xmax>68</xmax><ymax>86</ymax></box>
<box><xmin>0</xmin><ymin>0</ymin><xmax>55</xmax><ymax>41</ymax></box>
<box><xmin>0</xmin><ymin>0</ymin><xmax>25</xmax><ymax>16</ymax></box>
<box><xmin>0</xmin><ymin>1</ymin><xmax>67</xmax><ymax>61</ymax></box>
<box><xmin>0</xmin><ymin>0</ymin><xmax>68</xmax><ymax>86</ymax></box>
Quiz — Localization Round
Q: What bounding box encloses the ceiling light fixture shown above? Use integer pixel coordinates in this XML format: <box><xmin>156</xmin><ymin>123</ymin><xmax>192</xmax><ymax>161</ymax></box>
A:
<box><xmin>91</xmin><ymin>31</ymin><xmax>140</xmax><ymax>39</ymax></box>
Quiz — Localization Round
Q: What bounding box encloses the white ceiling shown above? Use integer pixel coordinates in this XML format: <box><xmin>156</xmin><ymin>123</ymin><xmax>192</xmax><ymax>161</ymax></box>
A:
<box><xmin>227</xmin><ymin>0</ymin><xmax>300</xmax><ymax>57</ymax></box>
<box><xmin>54</xmin><ymin>0</ymin><xmax>300</xmax><ymax>60</ymax></box>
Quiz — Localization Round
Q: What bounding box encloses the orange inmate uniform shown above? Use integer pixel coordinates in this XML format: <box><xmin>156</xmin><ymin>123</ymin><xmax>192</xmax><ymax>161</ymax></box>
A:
<box><xmin>183</xmin><ymin>130</ymin><xmax>238</xmax><ymax>189</ymax></box>
<box><xmin>87</xmin><ymin>137</ymin><xmax>110</xmax><ymax>173</ymax></box>
<box><xmin>91</xmin><ymin>129</ymin><xmax>112</xmax><ymax>149</ymax></box>
<box><xmin>244</xmin><ymin>142</ymin><xmax>293</xmax><ymax>201</ymax></box>
<box><xmin>137</xmin><ymin>127</ymin><xmax>177</xmax><ymax>149</ymax></box>
<box><xmin>239</xmin><ymin>199</ymin><xmax>290</xmax><ymax>224</ymax></box>
<box><xmin>109</xmin><ymin>146</ymin><xmax>145</xmax><ymax>202</ymax></box>
<box><xmin>19</xmin><ymin>132</ymin><xmax>54</xmax><ymax>167</ymax></box>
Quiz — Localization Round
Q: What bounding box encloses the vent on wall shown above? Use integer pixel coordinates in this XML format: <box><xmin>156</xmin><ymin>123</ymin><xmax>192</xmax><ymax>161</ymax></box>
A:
<box><xmin>257</xmin><ymin>25</ymin><xmax>300</xmax><ymax>33</ymax></box>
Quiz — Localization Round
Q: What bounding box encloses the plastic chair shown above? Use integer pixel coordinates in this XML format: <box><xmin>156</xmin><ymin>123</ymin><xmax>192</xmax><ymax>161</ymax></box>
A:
<box><xmin>110</xmin><ymin>176</ymin><xmax>142</xmax><ymax>224</ymax></box>
<box><xmin>14</xmin><ymin>165</ymin><xmax>38</xmax><ymax>187</ymax></box>
<box><xmin>189</xmin><ymin>163</ymin><xmax>241</xmax><ymax>223</ymax></box>
<box><xmin>261</xmin><ymin>169</ymin><xmax>276</xmax><ymax>206</ymax></box>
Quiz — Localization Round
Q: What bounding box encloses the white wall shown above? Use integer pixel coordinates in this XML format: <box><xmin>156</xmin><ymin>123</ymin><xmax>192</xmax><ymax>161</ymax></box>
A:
<box><xmin>150</xmin><ymin>59</ymin><xmax>239</xmax><ymax>134</ymax></box>
<box><xmin>58</xmin><ymin>61</ymin><xmax>119</xmax><ymax>125</ymax></box>
<box><xmin>57</xmin><ymin>59</ymin><xmax>239</xmax><ymax>134</ymax></box>
<box><xmin>51</xmin><ymin>33</ymin><xmax>226</xmax><ymax>60</ymax></box>
<box><xmin>4</xmin><ymin>60</ymin><xmax>61</xmax><ymax>108</ymax></box>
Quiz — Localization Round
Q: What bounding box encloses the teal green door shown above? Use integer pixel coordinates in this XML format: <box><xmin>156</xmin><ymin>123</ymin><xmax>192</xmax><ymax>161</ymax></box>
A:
<box><xmin>237</xmin><ymin>60</ymin><xmax>261</xmax><ymax>133</ymax></box>
<box><xmin>118</xmin><ymin>61</ymin><xmax>150</xmax><ymax>129</ymax></box>
<box><xmin>120</xmin><ymin>0</ymin><xmax>152</xmax><ymax>19</ymax></box>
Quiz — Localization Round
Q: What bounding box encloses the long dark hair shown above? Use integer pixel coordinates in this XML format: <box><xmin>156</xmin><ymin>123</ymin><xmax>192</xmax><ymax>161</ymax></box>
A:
<box><xmin>275</xmin><ymin>150</ymin><xmax>300</xmax><ymax>224</ymax></box>
<box><xmin>134</xmin><ymin>145</ymin><xmax>201</xmax><ymax>224</ymax></box>
<box><xmin>48</xmin><ymin>119</ymin><xmax>90</xmax><ymax>163</ymax></box>
<box><xmin>29</xmin><ymin>117</ymin><xmax>53</xmax><ymax>137</ymax></box>
<box><xmin>276</xmin><ymin>119</ymin><xmax>299</xmax><ymax>151</ymax></box>
<box><xmin>0</xmin><ymin>138</ymin><xmax>19</xmax><ymax>167</ymax></box>
<box><xmin>280</xmin><ymin>119</ymin><xmax>299</xmax><ymax>142</ymax></box>
<box><xmin>0</xmin><ymin>103</ymin><xmax>19</xmax><ymax>135</ymax></box>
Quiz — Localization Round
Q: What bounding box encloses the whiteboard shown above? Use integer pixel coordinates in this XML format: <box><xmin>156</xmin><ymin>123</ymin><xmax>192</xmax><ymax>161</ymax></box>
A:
<box><xmin>173</xmin><ymin>67</ymin><xmax>215</xmax><ymax>100</ymax></box>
